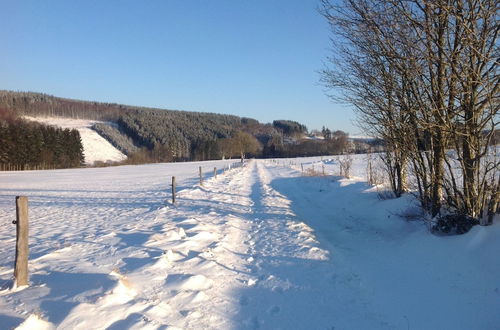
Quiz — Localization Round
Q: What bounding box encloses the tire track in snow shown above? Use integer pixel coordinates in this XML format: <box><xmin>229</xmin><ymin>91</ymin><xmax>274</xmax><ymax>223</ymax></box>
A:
<box><xmin>233</xmin><ymin>161</ymin><xmax>388</xmax><ymax>329</ymax></box>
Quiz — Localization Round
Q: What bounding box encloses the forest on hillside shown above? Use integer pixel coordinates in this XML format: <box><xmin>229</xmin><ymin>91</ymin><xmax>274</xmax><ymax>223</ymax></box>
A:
<box><xmin>0</xmin><ymin>108</ymin><xmax>84</xmax><ymax>170</ymax></box>
<box><xmin>0</xmin><ymin>91</ymin><xmax>370</xmax><ymax>164</ymax></box>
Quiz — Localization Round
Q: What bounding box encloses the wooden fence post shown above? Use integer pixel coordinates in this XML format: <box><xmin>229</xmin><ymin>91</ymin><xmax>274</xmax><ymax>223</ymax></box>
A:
<box><xmin>172</xmin><ymin>176</ymin><xmax>176</xmax><ymax>204</ymax></box>
<box><xmin>322</xmin><ymin>164</ymin><xmax>325</xmax><ymax>176</ymax></box>
<box><xmin>214</xmin><ymin>167</ymin><xmax>217</xmax><ymax>179</ymax></box>
<box><xmin>301</xmin><ymin>163</ymin><xmax>304</xmax><ymax>174</ymax></box>
<box><xmin>14</xmin><ymin>196</ymin><xmax>29</xmax><ymax>287</ymax></box>
<box><xmin>199</xmin><ymin>166</ymin><xmax>203</xmax><ymax>186</ymax></box>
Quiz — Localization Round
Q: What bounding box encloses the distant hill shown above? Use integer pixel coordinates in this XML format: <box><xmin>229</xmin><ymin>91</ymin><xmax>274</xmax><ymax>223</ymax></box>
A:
<box><xmin>0</xmin><ymin>90</ymin><xmax>365</xmax><ymax>165</ymax></box>
<box><xmin>0</xmin><ymin>91</ymin><xmax>284</xmax><ymax>162</ymax></box>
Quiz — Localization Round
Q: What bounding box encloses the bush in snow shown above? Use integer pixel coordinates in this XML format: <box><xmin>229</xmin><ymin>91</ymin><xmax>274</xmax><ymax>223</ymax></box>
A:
<box><xmin>432</xmin><ymin>214</ymin><xmax>479</xmax><ymax>235</ymax></box>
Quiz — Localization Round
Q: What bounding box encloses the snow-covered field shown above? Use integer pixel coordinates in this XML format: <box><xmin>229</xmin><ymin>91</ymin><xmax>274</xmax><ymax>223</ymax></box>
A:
<box><xmin>0</xmin><ymin>157</ymin><xmax>498</xmax><ymax>329</ymax></box>
<box><xmin>23</xmin><ymin>117</ymin><xmax>126</xmax><ymax>165</ymax></box>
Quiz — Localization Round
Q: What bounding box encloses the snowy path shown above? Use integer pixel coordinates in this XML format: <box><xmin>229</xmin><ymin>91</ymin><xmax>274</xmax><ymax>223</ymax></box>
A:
<box><xmin>53</xmin><ymin>161</ymin><xmax>377</xmax><ymax>329</ymax></box>
<box><xmin>0</xmin><ymin>159</ymin><xmax>499</xmax><ymax>329</ymax></box>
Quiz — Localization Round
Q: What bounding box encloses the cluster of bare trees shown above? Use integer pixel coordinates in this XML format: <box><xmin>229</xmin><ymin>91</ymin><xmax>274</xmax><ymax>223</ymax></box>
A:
<box><xmin>321</xmin><ymin>0</ymin><xmax>499</xmax><ymax>223</ymax></box>
<box><xmin>218</xmin><ymin>131</ymin><xmax>262</xmax><ymax>160</ymax></box>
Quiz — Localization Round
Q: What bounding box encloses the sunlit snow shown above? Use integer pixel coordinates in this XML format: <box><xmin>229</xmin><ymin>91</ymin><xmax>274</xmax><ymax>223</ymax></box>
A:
<box><xmin>0</xmin><ymin>157</ymin><xmax>498</xmax><ymax>329</ymax></box>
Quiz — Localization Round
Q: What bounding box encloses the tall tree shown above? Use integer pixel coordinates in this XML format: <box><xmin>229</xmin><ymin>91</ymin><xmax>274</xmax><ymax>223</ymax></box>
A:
<box><xmin>321</xmin><ymin>0</ymin><xmax>499</xmax><ymax>220</ymax></box>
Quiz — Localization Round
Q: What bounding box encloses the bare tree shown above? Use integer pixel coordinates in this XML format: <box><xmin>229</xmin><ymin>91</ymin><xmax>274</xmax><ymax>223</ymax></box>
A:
<box><xmin>338</xmin><ymin>154</ymin><xmax>353</xmax><ymax>178</ymax></box>
<box><xmin>321</xmin><ymin>0</ymin><xmax>499</xmax><ymax>222</ymax></box>
<box><xmin>218</xmin><ymin>131</ymin><xmax>262</xmax><ymax>161</ymax></box>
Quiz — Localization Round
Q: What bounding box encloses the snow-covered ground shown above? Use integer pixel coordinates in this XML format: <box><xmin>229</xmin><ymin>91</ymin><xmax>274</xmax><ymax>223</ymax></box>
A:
<box><xmin>0</xmin><ymin>158</ymin><xmax>498</xmax><ymax>329</ymax></box>
<box><xmin>23</xmin><ymin>116</ymin><xmax>127</xmax><ymax>165</ymax></box>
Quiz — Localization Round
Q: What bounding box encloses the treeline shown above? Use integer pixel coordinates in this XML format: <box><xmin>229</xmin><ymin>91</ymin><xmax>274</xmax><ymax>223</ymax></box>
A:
<box><xmin>322</xmin><ymin>0</ymin><xmax>499</xmax><ymax>224</ymax></box>
<box><xmin>0</xmin><ymin>109</ymin><xmax>84</xmax><ymax>170</ymax></box>
<box><xmin>263</xmin><ymin>129</ymin><xmax>350</xmax><ymax>157</ymax></box>
<box><xmin>0</xmin><ymin>90</ymin><xmax>366</xmax><ymax>163</ymax></box>
<box><xmin>0</xmin><ymin>91</ymin><xmax>122</xmax><ymax>120</ymax></box>
<box><xmin>272</xmin><ymin>120</ymin><xmax>307</xmax><ymax>137</ymax></box>
<box><xmin>0</xmin><ymin>91</ymin><xmax>269</xmax><ymax>162</ymax></box>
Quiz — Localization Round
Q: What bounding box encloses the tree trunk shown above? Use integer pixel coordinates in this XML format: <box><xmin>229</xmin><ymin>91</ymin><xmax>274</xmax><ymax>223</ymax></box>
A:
<box><xmin>431</xmin><ymin>134</ymin><xmax>445</xmax><ymax>217</ymax></box>
<box><xmin>395</xmin><ymin>158</ymin><xmax>408</xmax><ymax>197</ymax></box>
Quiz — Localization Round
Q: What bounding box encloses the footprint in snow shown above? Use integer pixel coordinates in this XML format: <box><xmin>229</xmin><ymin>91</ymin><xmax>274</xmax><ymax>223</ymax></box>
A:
<box><xmin>239</xmin><ymin>295</ymin><xmax>249</xmax><ymax>306</ymax></box>
<box><xmin>268</xmin><ymin>305</ymin><xmax>281</xmax><ymax>316</ymax></box>
<box><xmin>250</xmin><ymin>316</ymin><xmax>260</xmax><ymax>329</ymax></box>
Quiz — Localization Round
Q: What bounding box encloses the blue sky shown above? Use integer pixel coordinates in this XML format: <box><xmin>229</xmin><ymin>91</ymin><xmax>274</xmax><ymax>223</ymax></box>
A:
<box><xmin>0</xmin><ymin>0</ymin><xmax>358</xmax><ymax>134</ymax></box>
